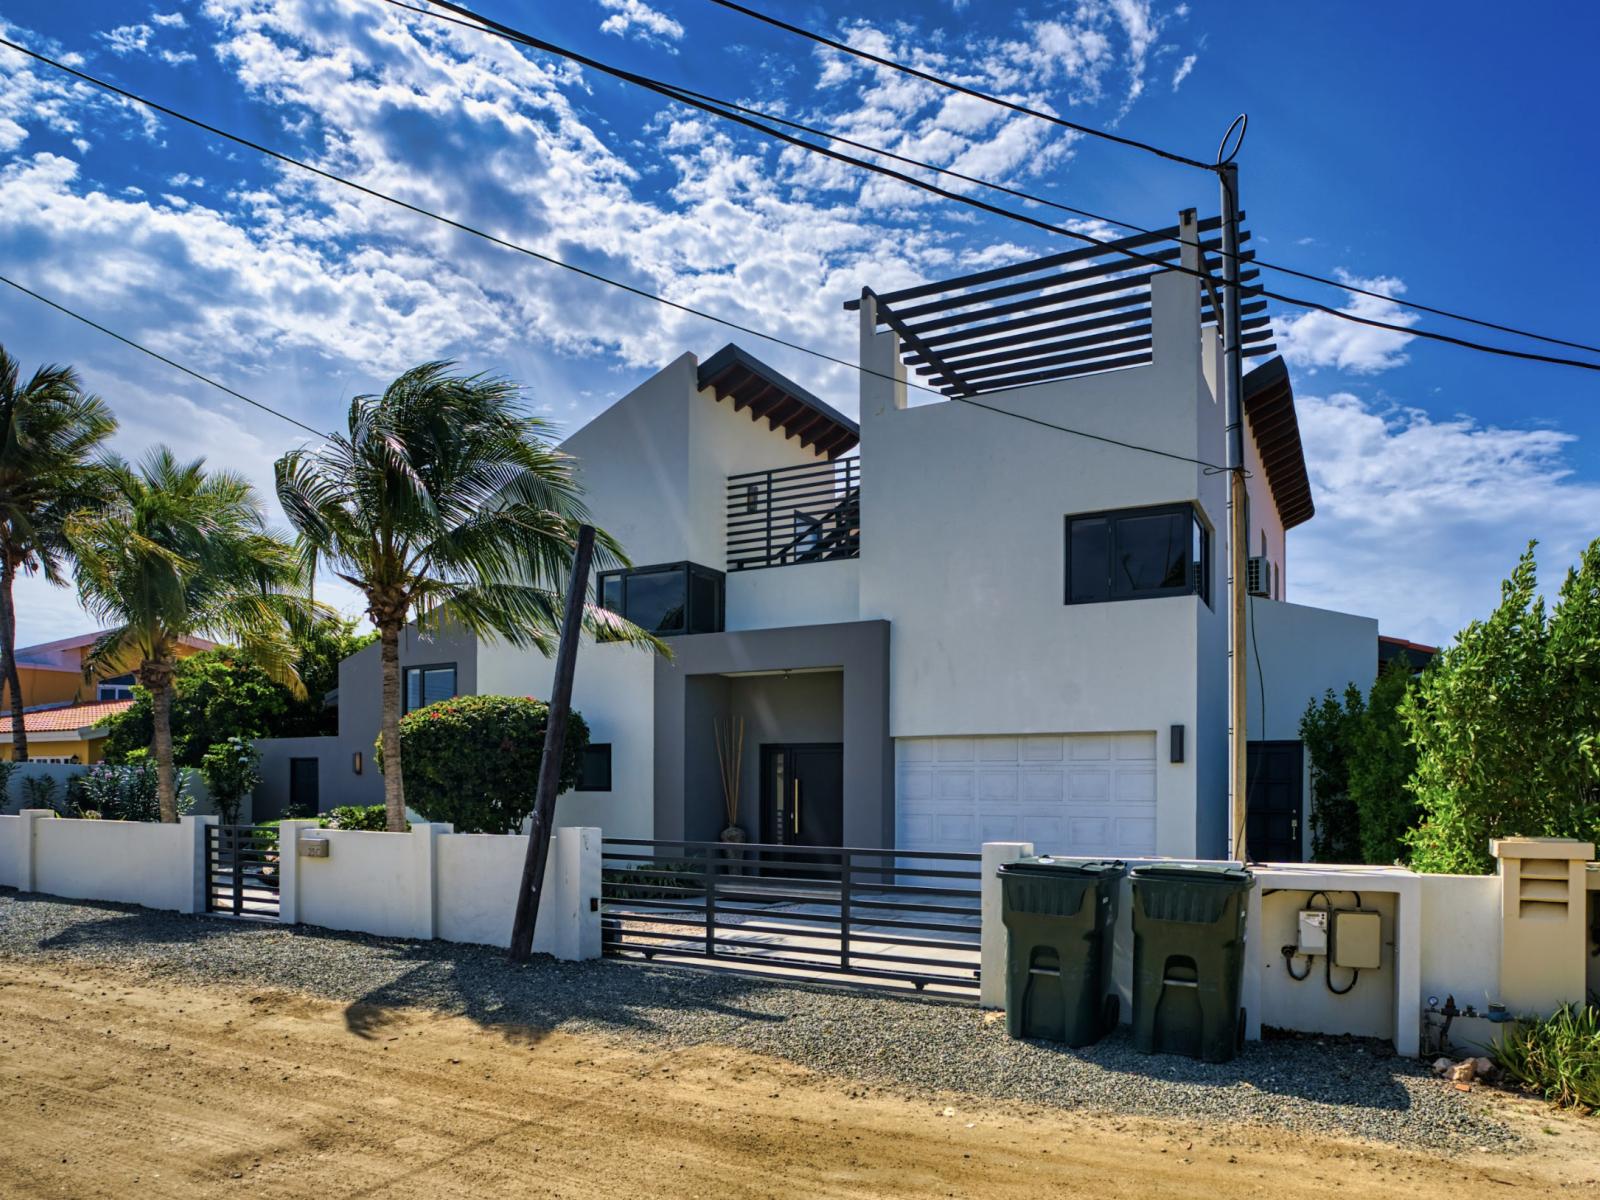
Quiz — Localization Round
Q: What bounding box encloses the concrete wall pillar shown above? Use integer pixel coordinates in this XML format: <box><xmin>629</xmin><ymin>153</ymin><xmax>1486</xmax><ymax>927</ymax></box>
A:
<box><xmin>1493</xmin><ymin>837</ymin><xmax>1595</xmax><ymax>1015</ymax></box>
<box><xmin>179</xmin><ymin>814</ymin><xmax>216</xmax><ymax>915</ymax></box>
<box><xmin>275</xmin><ymin>820</ymin><xmax>317</xmax><ymax>925</ymax></box>
<box><xmin>410</xmin><ymin>823</ymin><xmax>447</xmax><ymax>941</ymax></box>
<box><xmin>15</xmin><ymin>809</ymin><xmax>51</xmax><ymax>892</ymax></box>
<box><xmin>544</xmin><ymin>826</ymin><xmax>602</xmax><ymax>961</ymax></box>
<box><xmin>979</xmin><ymin>841</ymin><xmax>1034</xmax><ymax>1009</ymax></box>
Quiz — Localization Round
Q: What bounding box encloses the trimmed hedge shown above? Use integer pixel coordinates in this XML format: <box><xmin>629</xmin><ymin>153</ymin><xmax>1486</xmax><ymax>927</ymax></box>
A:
<box><xmin>393</xmin><ymin>694</ymin><xmax>589</xmax><ymax>835</ymax></box>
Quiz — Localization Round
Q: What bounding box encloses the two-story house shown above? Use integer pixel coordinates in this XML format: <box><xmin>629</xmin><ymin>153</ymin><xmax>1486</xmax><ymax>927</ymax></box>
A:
<box><xmin>257</xmin><ymin>213</ymin><xmax>1385</xmax><ymax>862</ymax></box>
<box><xmin>0</xmin><ymin>630</ymin><xmax>216</xmax><ymax>762</ymax></box>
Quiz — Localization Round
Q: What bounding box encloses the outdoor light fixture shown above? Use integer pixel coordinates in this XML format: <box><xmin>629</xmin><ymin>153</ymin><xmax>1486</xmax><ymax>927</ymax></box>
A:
<box><xmin>352</xmin><ymin>751</ymin><xmax>363</xmax><ymax>775</ymax></box>
<box><xmin>1169</xmin><ymin>724</ymin><xmax>1185</xmax><ymax>764</ymax></box>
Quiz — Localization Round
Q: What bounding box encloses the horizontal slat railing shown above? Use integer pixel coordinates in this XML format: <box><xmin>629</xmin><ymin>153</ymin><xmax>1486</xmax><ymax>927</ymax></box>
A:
<box><xmin>724</xmin><ymin>458</ymin><xmax>861</xmax><ymax>572</ymax></box>
<box><xmin>600</xmin><ymin>837</ymin><xmax>981</xmax><ymax>994</ymax></box>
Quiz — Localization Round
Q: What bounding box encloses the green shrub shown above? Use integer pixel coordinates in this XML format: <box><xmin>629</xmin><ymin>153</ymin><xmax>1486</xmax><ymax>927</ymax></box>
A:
<box><xmin>76</xmin><ymin>760</ymin><xmax>194</xmax><ymax>822</ymax></box>
<box><xmin>20</xmin><ymin>774</ymin><xmax>60</xmax><ymax>811</ymax></box>
<box><xmin>602</xmin><ymin>859</ymin><xmax>707</xmax><ymax>901</ymax></box>
<box><xmin>1493</xmin><ymin>1003</ymin><xmax>1600</xmax><ymax>1111</ymax></box>
<box><xmin>199</xmin><ymin>736</ymin><xmax>262</xmax><ymax>826</ymax></box>
<box><xmin>0</xmin><ymin>759</ymin><xmax>17</xmax><ymax>809</ymax></box>
<box><xmin>390</xmin><ymin>694</ymin><xmax>588</xmax><ymax>835</ymax></box>
<box><xmin>319</xmin><ymin>804</ymin><xmax>404</xmax><ymax>832</ymax></box>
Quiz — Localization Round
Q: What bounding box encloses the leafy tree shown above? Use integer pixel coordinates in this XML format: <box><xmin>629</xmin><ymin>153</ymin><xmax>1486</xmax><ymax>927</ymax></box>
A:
<box><xmin>275</xmin><ymin>363</ymin><xmax>658</xmax><ymax>832</ymax></box>
<box><xmin>1405</xmin><ymin>541</ymin><xmax>1600</xmax><ymax>873</ymax></box>
<box><xmin>392</xmin><ymin>694</ymin><xmax>588</xmax><ymax>834</ymax></box>
<box><xmin>1300</xmin><ymin>683</ymin><xmax>1364</xmax><ymax>862</ymax></box>
<box><xmin>1347</xmin><ymin>657</ymin><xmax>1419</xmax><ymax>864</ymax></box>
<box><xmin>102</xmin><ymin>650</ymin><xmax>290</xmax><ymax>766</ymax></box>
<box><xmin>277</xmin><ymin>615</ymin><xmax>378</xmax><ymax>737</ymax></box>
<box><xmin>0</xmin><ymin>348</ymin><xmax>117</xmax><ymax>760</ymax></box>
<box><xmin>67</xmin><ymin>448</ymin><xmax>317</xmax><ymax>822</ymax></box>
<box><xmin>200</xmin><ymin>735</ymin><xmax>262</xmax><ymax>826</ymax></box>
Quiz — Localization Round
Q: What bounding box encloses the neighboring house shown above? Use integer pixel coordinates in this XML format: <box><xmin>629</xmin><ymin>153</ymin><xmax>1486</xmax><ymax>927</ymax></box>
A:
<box><xmin>259</xmin><ymin>214</ymin><xmax>1412</xmax><ymax>861</ymax></box>
<box><xmin>0</xmin><ymin>629</ymin><xmax>216</xmax><ymax>762</ymax></box>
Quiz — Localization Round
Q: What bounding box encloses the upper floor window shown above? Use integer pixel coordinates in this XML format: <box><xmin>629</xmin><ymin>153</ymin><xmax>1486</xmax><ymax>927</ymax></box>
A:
<box><xmin>404</xmin><ymin>664</ymin><xmax>457</xmax><ymax>714</ymax></box>
<box><xmin>598</xmin><ymin>562</ymin><xmax>724</xmax><ymax>637</ymax></box>
<box><xmin>97</xmin><ymin>673</ymin><xmax>136</xmax><ymax>702</ymax></box>
<box><xmin>1065</xmin><ymin>503</ymin><xmax>1211</xmax><ymax>606</ymax></box>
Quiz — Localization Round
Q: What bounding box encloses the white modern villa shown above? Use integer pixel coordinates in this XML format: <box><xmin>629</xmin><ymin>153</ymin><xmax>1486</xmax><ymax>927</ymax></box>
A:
<box><xmin>259</xmin><ymin>213</ymin><xmax>1392</xmax><ymax>863</ymax></box>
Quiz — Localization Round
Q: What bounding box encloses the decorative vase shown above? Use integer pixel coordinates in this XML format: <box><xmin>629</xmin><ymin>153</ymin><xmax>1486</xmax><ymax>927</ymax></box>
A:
<box><xmin>720</xmin><ymin>824</ymin><xmax>747</xmax><ymax>843</ymax></box>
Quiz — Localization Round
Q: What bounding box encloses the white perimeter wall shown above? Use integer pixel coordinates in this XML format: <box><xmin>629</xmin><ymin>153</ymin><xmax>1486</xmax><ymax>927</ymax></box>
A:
<box><xmin>474</xmin><ymin>638</ymin><xmax>656</xmax><ymax>840</ymax></box>
<box><xmin>0</xmin><ymin>811</ymin><xmax>201</xmax><ymax>912</ymax></box>
<box><xmin>859</xmin><ymin>272</ymin><xmax>1228</xmax><ymax>857</ymax></box>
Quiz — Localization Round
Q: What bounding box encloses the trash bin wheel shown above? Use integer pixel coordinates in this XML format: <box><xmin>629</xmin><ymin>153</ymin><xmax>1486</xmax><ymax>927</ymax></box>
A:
<box><xmin>1102</xmin><ymin>993</ymin><xmax>1120</xmax><ymax>1033</ymax></box>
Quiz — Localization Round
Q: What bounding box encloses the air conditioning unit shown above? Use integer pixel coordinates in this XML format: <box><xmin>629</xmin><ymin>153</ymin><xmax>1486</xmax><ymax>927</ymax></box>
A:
<box><xmin>1246</xmin><ymin>555</ymin><xmax>1272</xmax><ymax>598</ymax></box>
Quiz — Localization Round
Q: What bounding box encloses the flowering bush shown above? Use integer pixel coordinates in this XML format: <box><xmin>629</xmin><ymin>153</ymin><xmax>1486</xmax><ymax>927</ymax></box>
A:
<box><xmin>388</xmin><ymin>694</ymin><xmax>588</xmax><ymax>834</ymax></box>
<box><xmin>200</xmin><ymin>736</ymin><xmax>262</xmax><ymax>826</ymax></box>
<box><xmin>77</xmin><ymin>759</ymin><xmax>194</xmax><ymax>822</ymax></box>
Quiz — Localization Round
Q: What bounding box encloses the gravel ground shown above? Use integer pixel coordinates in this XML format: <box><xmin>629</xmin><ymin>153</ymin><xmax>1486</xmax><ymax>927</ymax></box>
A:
<box><xmin>0</xmin><ymin>888</ymin><xmax>1519</xmax><ymax>1153</ymax></box>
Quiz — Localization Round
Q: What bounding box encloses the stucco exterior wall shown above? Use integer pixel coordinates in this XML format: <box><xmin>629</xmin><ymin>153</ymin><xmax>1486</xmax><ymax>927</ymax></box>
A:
<box><xmin>31</xmin><ymin>817</ymin><xmax>194</xmax><ymax>911</ymax></box>
<box><xmin>725</xmin><ymin>558</ymin><xmax>860</xmax><ymax>631</ymax></box>
<box><xmin>1246</xmin><ymin>599</ymin><xmax>1379</xmax><ymax>743</ymax></box>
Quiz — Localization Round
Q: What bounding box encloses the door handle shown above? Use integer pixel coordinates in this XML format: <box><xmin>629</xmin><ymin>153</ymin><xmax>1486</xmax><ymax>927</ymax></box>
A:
<box><xmin>1291</xmin><ymin>817</ymin><xmax>1299</xmax><ymax>838</ymax></box>
<box><xmin>792</xmin><ymin>779</ymin><xmax>801</xmax><ymax>835</ymax></box>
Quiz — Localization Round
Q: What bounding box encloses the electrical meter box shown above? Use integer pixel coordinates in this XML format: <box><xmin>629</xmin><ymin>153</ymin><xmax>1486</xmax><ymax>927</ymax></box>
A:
<box><xmin>1331</xmin><ymin>909</ymin><xmax>1382</xmax><ymax>970</ymax></box>
<box><xmin>1296</xmin><ymin>909</ymin><xmax>1328</xmax><ymax>955</ymax></box>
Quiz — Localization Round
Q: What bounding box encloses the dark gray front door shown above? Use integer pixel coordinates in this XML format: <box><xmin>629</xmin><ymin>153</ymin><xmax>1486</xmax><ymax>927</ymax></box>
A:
<box><xmin>1246</xmin><ymin>740</ymin><xmax>1304</xmax><ymax>862</ymax></box>
<box><xmin>289</xmin><ymin>757</ymin><xmax>320</xmax><ymax>818</ymax></box>
<box><xmin>761</xmin><ymin>743</ymin><xmax>844</xmax><ymax>850</ymax></box>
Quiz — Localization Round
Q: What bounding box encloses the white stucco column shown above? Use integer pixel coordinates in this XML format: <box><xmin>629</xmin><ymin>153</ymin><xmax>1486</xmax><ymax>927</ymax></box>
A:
<box><xmin>179</xmin><ymin>814</ymin><xmax>216</xmax><ymax>915</ymax></box>
<box><xmin>15</xmin><ymin>809</ymin><xmax>51</xmax><ymax>892</ymax></box>
<box><xmin>543</xmin><ymin>826</ymin><xmax>602</xmax><ymax>961</ymax></box>
<box><xmin>275</xmin><ymin>820</ymin><xmax>316</xmax><ymax>925</ymax></box>
<box><xmin>409</xmin><ymin>822</ymin><xmax>446</xmax><ymax>941</ymax></box>
<box><xmin>979</xmin><ymin>841</ymin><xmax>1034</xmax><ymax>1009</ymax></box>
<box><xmin>1393</xmin><ymin>875</ymin><xmax>1423</xmax><ymax>1058</ymax></box>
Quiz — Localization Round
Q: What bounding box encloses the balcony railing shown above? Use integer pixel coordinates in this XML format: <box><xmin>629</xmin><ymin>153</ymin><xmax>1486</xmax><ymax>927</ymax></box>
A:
<box><xmin>726</xmin><ymin>458</ymin><xmax>861</xmax><ymax>571</ymax></box>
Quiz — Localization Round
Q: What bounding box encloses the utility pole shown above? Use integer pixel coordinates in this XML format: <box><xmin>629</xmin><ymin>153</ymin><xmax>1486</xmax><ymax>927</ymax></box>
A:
<box><xmin>508</xmin><ymin>522</ymin><xmax>595</xmax><ymax>963</ymax></box>
<box><xmin>1218</xmin><ymin>159</ymin><xmax>1250</xmax><ymax>865</ymax></box>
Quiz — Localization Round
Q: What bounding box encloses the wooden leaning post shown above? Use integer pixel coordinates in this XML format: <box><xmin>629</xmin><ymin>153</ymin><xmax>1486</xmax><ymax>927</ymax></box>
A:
<box><xmin>508</xmin><ymin>523</ymin><xmax>596</xmax><ymax>963</ymax></box>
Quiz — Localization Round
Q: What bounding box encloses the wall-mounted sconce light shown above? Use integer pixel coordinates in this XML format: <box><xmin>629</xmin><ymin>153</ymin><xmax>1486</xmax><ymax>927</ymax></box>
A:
<box><xmin>1169</xmin><ymin>724</ymin><xmax>1185</xmax><ymax>764</ymax></box>
<box><xmin>352</xmin><ymin>751</ymin><xmax>364</xmax><ymax>775</ymax></box>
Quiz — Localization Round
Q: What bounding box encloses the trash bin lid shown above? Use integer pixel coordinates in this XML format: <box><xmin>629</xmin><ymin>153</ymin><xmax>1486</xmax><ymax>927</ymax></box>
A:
<box><xmin>1000</xmin><ymin>855</ymin><xmax>1127</xmax><ymax>878</ymax></box>
<box><xmin>1130</xmin><ymin>862</ymin><xmax>1254</xmax><ymax>887</ymax></box>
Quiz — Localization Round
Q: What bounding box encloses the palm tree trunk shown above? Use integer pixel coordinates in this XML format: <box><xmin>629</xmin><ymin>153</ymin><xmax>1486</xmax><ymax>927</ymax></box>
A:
<box><xmin>150</xmin><ymin>680</ymin><xmax>178</xmax><ymax>823</ymax></box>
<box><xmin>379</xmin><ymin>621</ymin><xmax>407</xmax><ymax>832</ymax></box>
<box><xmin>0</xmin><ymin>558</ymin><xmax>27</xmax><ymax>762</ymax></box>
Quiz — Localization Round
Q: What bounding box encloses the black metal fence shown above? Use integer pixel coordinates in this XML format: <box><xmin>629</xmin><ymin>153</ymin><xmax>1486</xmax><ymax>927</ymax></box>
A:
<box><xmin>725</xmin><ymin>458</ymin><xmax>861</xmax><ymax>572</ymax></box>
<box><xmin>600</xmin><ymin>837</ymin><xmax>981</xmax><ymax>994</ymax></box>
<box><xmin>205</xmin><ymin>824</ymin><xmax>281</xmax><ymax>918</ymax></box>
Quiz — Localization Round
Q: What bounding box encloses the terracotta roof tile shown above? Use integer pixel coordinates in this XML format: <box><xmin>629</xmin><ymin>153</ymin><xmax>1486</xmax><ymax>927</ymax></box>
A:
<box><xmin>0</xmin><ymin>700</ymin><xmax>134</xmax><ymax>734</ymax></box>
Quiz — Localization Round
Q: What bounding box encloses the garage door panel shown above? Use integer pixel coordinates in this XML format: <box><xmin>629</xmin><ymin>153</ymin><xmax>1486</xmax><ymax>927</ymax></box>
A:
<box><xmin>898</xmin><ymin>733</ymin><xmax>1157</xmax><ymax>857</ymax></box>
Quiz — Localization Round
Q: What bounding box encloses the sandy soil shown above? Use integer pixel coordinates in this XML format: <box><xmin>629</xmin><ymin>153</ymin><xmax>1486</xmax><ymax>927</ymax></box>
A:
<box><xmin>1</xmin><ymin>960</ymin><xmax>1596</xmax><ymax>1199</ymax></box>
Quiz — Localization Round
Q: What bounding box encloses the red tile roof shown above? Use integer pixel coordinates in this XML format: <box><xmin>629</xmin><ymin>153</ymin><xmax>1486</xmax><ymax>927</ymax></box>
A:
<box><xmin>0</xmin><ymin>700</ymin><xmax>134</xmax><ymax>735</ymax></box>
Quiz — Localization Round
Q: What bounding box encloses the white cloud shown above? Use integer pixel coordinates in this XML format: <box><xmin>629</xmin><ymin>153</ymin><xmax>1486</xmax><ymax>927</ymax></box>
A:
<box><xmin>597</xmin><ymin>0</ymin><xmax>683</xmax><ymax>45</ymax></box>
<box><xmin>1274</xmin><ymin>274</ymin><xmax>1418</xmax><ymax>374</ymax></box>
<box><xmin>98</xmin><ymin>24</ymin><xmax>153</xmax><ymax>55</ymax></box>
<box><xmin>1171</xmin><ymin>53</ymin><xmax>1196</xmax><ymax>90</ymax></box>
<box><xmin>1292</xmin><ymin>392</ymin><xmax>1600</xmax><ymax>646</ymax></box>
<box><xmin>151</xmin><ymin>11</ymin><xmax>188</xmax><ymax>28</ymax></box>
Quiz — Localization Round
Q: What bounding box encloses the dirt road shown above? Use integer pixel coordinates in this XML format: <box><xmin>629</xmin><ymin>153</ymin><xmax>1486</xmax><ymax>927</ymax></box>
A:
<box><xmin>1</xmin><ymin>960</ymin><xmax>1595</xmax><ymax>1199</ymax></box>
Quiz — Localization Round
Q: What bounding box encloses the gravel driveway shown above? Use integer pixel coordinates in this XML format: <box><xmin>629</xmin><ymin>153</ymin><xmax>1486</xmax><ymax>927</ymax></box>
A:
<box><xmin>0</xmin><ymin>888</ymin><xmax>1519</xmax><ymax>1153</ymax></box>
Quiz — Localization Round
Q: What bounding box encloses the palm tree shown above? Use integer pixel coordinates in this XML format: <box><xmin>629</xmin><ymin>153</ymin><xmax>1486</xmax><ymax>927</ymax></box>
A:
<box><xmin>0</xmin><ymin>349</ymin><xmax>118</xmax><ymax>760</ymax></box>
<box><xmin>68</xmin><ymin>448</ymin><xmax>316</xmax><ymax>821</ymax></box>
<box><xmin>275</xmin><ymin>362</ymin><xmax>658</xmax><ymax>832</ymax></box>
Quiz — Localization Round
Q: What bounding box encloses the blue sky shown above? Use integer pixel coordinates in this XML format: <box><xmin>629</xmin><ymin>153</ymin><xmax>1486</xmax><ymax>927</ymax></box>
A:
<box><xmin>1</xmin><ymin>0</ymin><xmax>1596</xmax><ymax>649</ymax></box>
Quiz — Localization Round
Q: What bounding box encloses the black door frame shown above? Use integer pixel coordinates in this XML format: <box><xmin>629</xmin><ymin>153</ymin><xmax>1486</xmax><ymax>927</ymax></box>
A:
<box><xmin>759</xmin><ymin>742</ymin><xmax>844</xmax><ymax>848</ymax></box>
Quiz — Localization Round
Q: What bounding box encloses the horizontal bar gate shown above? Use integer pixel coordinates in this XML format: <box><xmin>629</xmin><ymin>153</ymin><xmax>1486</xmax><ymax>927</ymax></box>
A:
<box><xmin>601</xmin><ymin>838</ymin><xmax>981</xmax><ymax>996</ymax></box>
<box><xmin>205</xmin><ymin>824</ymin><xmax>281</xmax><ymax>918</ymax></box>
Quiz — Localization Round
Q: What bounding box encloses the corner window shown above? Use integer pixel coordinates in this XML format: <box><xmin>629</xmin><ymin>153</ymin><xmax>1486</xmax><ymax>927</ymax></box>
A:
<box><xmin>596</xmin><ymin>562</ymin><xmax>724</xmax><ymax>637</ymax></box>
<box><xmin>97</xmin><ymin>673</ymin><xmax>136</xmax><ymax>702</ymax></box>
<box><xmin>1065</xmin><ymin>503</ymin><xmax>1211</xmax><ymax>606</ymax></box>
<box><xmin>403</xmin><ymin>664</ymin><xmax>457</xmax><ymax>713</ymax></box>
<box><xmin>577</xmin><ymin>743</ymin><xmax>612</xmax><ymax>792</ymax></box>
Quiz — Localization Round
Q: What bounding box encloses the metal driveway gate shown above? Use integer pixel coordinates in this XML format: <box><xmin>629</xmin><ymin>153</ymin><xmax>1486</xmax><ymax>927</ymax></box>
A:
<box><xmin>600</xmin><ymin>838</ymin><xmax>981</xmax><ymax>996</ymax></box>
<box><xmin>205</xmin><ymin>824</ymin><xmax>281</xmax><ymax>919</ymax></box>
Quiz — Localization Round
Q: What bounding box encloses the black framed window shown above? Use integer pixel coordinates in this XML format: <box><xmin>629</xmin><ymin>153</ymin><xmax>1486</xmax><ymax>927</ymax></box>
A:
<box><xmin>97</xmin><ymin>672</ymin><xmax>136</xmax><ymax>701</ymax></box>
<box><xmin>577</xmin><ymin>743</ymin><xmax>612</xmax><ymax>792</ymax></box>
<box><xmin>403</xmin><ymin>663</ymin><xmax>457</xmax><ymax>713</ymax></box>
<box><xmin>1065</xmin><ymin>503</ymin><xmax>1211</xmax><ymax>606</ymax></box>
<box><xmin>596</xmin><ymin>562</ymin><xmax>724</xmax><ymax>637</ymax></box>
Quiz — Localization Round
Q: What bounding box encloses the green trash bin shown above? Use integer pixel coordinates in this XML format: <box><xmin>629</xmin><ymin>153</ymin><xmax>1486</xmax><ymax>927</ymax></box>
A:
<box><xmin>999</xmin><ymin>857</ymin><xmax>1127</xmax><ymax>1047</ymax></box>
<box><xmin>1130</xmin><ymin>863</ymin><xmax>1254</xmax><ymax>1063</ymax></box>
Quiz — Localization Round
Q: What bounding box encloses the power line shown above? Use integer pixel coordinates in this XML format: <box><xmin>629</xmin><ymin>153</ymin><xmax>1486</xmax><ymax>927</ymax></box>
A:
<box><xmin>0</xmin><ymin>273</ymin><xmax>330</xmax><ymax>440</ymax></box>
<box><xmin>0</xmin><ymin>41</ymin><xmax>1237</xmax><ymax>475</ymax></box>
<box><xmin>393</xmin><ymin>1</ymin><xmax>1600</xmax><ymax>373</ymax></box>
<box><xmin>698</xmin><ymin>0</ymin><xmax>1600</xmax><ymax>358</ymax></box>
<box><xmin>705</xmin><ymin>0</ymin><xmax>1216</xmax><ymax>172</ymax></box>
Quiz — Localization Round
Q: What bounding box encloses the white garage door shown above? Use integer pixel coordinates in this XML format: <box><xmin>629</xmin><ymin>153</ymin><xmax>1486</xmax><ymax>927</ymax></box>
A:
<box><xmin>895</xmin><ymin>733</ymin><xmax>1157</xmax><ymax>857</ymax></box>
